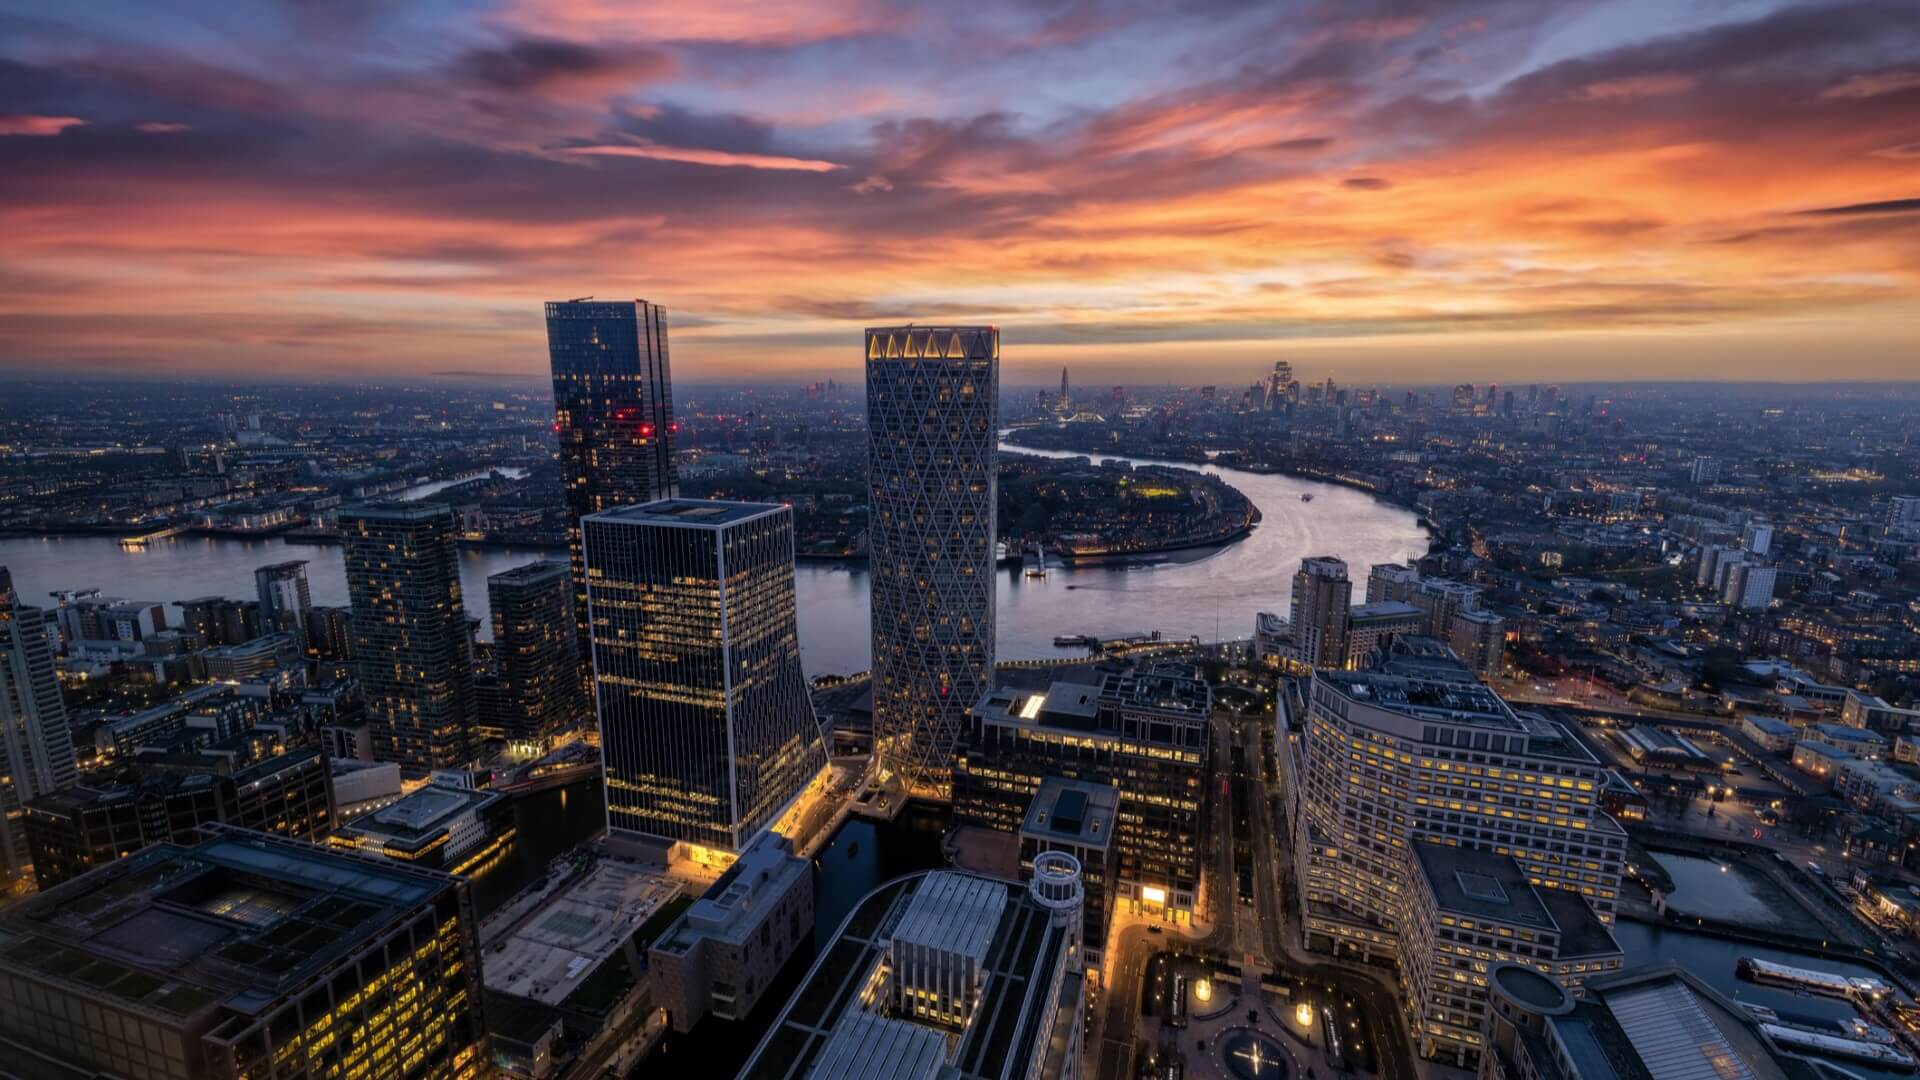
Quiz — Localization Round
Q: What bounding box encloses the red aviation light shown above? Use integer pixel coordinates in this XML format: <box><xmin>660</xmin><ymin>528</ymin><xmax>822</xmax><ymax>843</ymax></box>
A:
<box><xmin>639</xmin><ymin>422</ymin><xmax>655</xmax><ymax>437</ymax></box>
<box><xmin>669</xmin><ymin>422</ymin><xmax>680</xmax><ymax>434</ymax></box>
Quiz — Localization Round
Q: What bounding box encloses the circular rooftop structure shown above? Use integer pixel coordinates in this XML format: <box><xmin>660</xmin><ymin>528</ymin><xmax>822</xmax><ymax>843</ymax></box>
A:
<box><xmin>1490</xmin><ymin>962</ymin><xmax>1573</xmax><ymax>1014</ymax></box>
<box><xmin>1028</xmin><ymin>851</ymin><xmax>1083</xmax><ymax>911</ymax></box>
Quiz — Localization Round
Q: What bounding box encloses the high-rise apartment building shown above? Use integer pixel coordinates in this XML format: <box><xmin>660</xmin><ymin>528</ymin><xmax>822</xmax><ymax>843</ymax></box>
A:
<box><xmin>340</xmin><ymin>502</ymin><xmax>476</xmax><ymax>770</ymax></box>
<box><xmin>582</xmin><ymin>500</ymin><xmax>827</xmax><ymax>856</ymax></box>
<box><xmin>485</xmin><ymin>561</ymin><xmax>584</xmax><ymax>745</ymax></box>
<box><xmin>546</xmin><ymin>299</ymin><xmax>677</xmax><ymax>672</ymax></box>
<box><xmin>1</xmin><ymin>566</ymin><xmax>79</xmax><ymax>882</ymax></box>
<box><xmin>1279</xmin><ymin>639</ymin><xmax>1625</xmax><ymax>965</ymax></box>
<box><xmin>253</xmin><ymin>560</ymin><xmax>311</xmax><ymax>644</ymax></box>
<box><xmin>1289</xmin><ymin>556</ymin><xmax>1351</xmax><ymax>668</ymax></box>
<box><xmin>1740</xmin><ymin>521</ymin><xmax>1773</xmax><ymax>557</ymax></box>
<box><xmin>0</xmin><ymin>826</ymin><xmax>487</xmax><ymax>1080</ymax></box>
<box><xmin>1448</xmin><ymin>607</ymin><xmax>1507</xmax><ymax>679</ymax></box>
<box><xmin>1722</xmin><ymin>562</ymin><xmax>1777</xmax><ymax>611</ymax></box>
<box><xmin>865</xmin><ymin>325</ymin><xmax>999</xmax><ymax>797</ymax></box>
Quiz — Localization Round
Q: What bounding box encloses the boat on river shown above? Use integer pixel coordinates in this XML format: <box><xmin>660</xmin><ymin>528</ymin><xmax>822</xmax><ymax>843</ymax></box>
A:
<box><xmin>1736</xmin><ymin>957</ymin><xmax>1892</xmax><ymax>1002</ymax></box>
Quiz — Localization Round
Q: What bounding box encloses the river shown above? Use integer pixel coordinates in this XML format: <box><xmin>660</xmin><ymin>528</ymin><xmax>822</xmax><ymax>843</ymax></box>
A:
<box><xmin>0</xmin><ymin>442</ymin><xmax>1426</xmax><ymax>665</ymax></box>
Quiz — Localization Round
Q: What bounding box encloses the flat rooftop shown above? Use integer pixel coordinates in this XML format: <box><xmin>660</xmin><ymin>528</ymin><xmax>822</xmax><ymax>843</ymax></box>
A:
<box><xmin>483</xmin><ymin>861</ymin><xmax>682</xmax><ymax>1007</ymax></box>
<box><xmin>487</xmin><ymin>560</ymin><xmax>569</xmax><ymax>586</ymax></box>
<box><xmin>335</xmin><ymin>782</ymin><xmax>502</xmax><ymax>847</ymax></box>
<box><xmin>1317</xmin><ymin>669</ymin><xmax>1522</xmax><ymax>730</ymax></box>
<box><xmin>656</xmin><ymin>833</ymin><xmax>806</xmax><ymax>953</ymax></box>
<box><xmin>1022</xmin><ymin>777</ymin><xmax>1118</xmax><ymax>851</ymax></box>
<box><xmin>1413</xmin><ymin>842</ymin><xmax>1552</xmax><ymax>929</ymax></box>
<box><xmin>1350</xmin><ymin>600</ymin><xmax>1423</xmax><ymax>624</ymax></box>
<box><xmin>0</xmin><ymin>827</ymin><xmax>453</xmax><ymax>1024</ymax></box>
<box><xmin>586</xmin><ymin>498</ymin><xmax>783</xmax><ymax>529</ymax></box>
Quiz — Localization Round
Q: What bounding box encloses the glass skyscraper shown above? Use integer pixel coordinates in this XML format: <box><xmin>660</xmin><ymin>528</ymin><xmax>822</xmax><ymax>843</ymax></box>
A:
<box><xmin>864</xmin><ymin>325</ymin><xmax>999</xmax><ymax>797</ymax></box>
<box><xmin>1</xmin><ymin>566</ymin><xmax>78</xmax><ymax>882</ymax></box>
<box><xmin>582</xmin><ymin>499</ymin><xmax>826</xmax><ymax>854</ymax></box>
<box><xmin>254</xmin><ymin>559</ymin><xmax>311</xmax><ymax>644</ymax></box>
<box><xmin>340</xmin><ymin>503</ymin><xmax>476</xmax><ymax>770</ymax></box>
<box><xmin>545</xmin><ymin>299</ymin><xmax>677</xmax><ymax>672</ymax></box>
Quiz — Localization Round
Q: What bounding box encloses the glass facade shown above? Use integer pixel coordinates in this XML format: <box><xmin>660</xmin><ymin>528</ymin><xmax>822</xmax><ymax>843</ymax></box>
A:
<box><xmin>583</xmin><ymin>500</ymin><xmax>826</xmax><ymax>852</ymax></box>
<box><xmin>1</xmin><ymin>566</ymin><xmax>78</xmax><ymax>880</ymax></box>
<box><xmin>864</xmin><ymin>326</ymin><xmax>999</xmax><ymax>797</ymax></box>
<box><xmin>340</xmin><ymin>503</ymin><xmax>476</xmax><ymax>770</ymax></box>
<box><xmin>545</xmin><ymin>300</ymin><xmax>677</xmax><ymax>675</ymax></box>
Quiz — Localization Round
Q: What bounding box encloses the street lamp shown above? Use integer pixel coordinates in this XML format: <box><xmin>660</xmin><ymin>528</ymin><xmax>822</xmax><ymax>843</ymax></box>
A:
<box><xmin>1296</xmin><ymin>1002</ymin><xmax>1315</xmax><ymax>1028</ymax></box>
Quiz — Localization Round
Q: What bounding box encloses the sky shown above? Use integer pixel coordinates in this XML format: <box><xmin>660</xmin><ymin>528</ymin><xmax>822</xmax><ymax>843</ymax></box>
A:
<box><xmin>2</xmin><ymin>0</ymin><xmax>1918</xmax><ymax>388</ymax></box>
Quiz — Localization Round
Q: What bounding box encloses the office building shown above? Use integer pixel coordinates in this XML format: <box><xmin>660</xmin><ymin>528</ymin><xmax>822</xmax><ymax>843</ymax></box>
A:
<box><xmin>0</xmin><ymin>826</ymin><xmax>487</xmax><ymax>1080</ymax></box>
<box><xmin>485</xmin><ymin>562</ymin><xmax>584</xmax><ymax>745</ymax></box>
<box><xmin>254</xmin><ymin>560</ymin><xmax>311</xmax><ymax>643</ymax></box>
<box><xmin>23</xmin><ymin>748</ymin><xmax>335</xmax><ymax>888</ymax></box>
<box><xmin>582</xmin><ymin>499</ymin><xmax>827</xmax><ymax>857</ymax></box>
<box><xmin>1</xmin><ymin>566</ymin><xmax>79</xmax><ymax>882</ymax></box>
<box><xmin>203</xmin><ymin>632</ymin><xmax>302</xmax><ymax>682</ymax></box>
<box><xmin>865</xmin><ymin>325</ymin><xmax>1000</xmax><ymax>797</ymax></box>
<box><xmin>1280</xmin><ymin>639</ymin><xmax>1626</xmax><ymax>963</ymax></box>
<box><xmin>1723</xmin><ymin>562</ymin><xmax>1777</xmax><ymax>610</ymax></box>
<box><xmin>648</xmin><ymin>832</ymin><xmax>812</xmax><ymax>1031</ymax></box>
<box><xmin>1402</xmin><ymin>842</ymin><xmax>1622</xmax><ymax>1065</ymax></box>
<box><xmin>546</xmin><ymin>299</ymin><xmax>677</xmax><ymax>671</ymax></box>
<box><xmin>340</xmin><ymin>502</ymin><xmax>477</xmax><ymax>770</ymax></box>
<box><xmin>741</xmin><ymin>862</ymin><xmax>1086</xmax><ymax>1080</ymax></box>
<box><xmin>1344</xmin><ymin>600</ymin><xmax>1424</xmax><ymax>668</ymax></box>
<box><xmin>1290</xmin><ymin>556</ymin><xmax>1351</xmax><ymax>668</ymax></box>
<box><xmin>1020</xmin><ymin>777</ymin><xmax>1117</xmax><ymax>971</ymax></box>
<box><xmin>955</xmin><ymin>661</ymin><xmax>1211</xmax><ymax>922</ymax></box>
<box><xmin>1481</xmin><ymin>963</ymin><xmax>1842</xmax><ymax>1080</ymax></box>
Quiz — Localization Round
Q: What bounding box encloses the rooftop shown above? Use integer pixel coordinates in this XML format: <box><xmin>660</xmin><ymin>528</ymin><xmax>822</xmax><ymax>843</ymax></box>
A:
<box><xmin>655</xmin><ymin>832</ymin><xmax>807</xmax><ymax>953</ymax></box>
<box><xmin>1021</xmin><ymin>778</ymin><xmax>1118</xmax><ymax>851</ymax></box>
<box><xmin>488</xmin><ymin>560</ymin><xmax>569</xmax><ymax>586</ymax></box>
<box><xmin>485</xmin><ymin>861</ymin><xmax>682</xmax><ymax>1007</ymax></box>
<box><xmin>333</xmin><ymin>781</ymin><xmax>502</xmax><ymax>852</ymax></box>
<box><xmin>0</xmin><ymin>827</ymin><xmax>452</xmax><ymax>1024</ymax></box>
<box><xmin>585</xmin><ymin>498</ymin><xmax>784</xmax><ymax>529</ymax></box>
<box><xmin>1349</xmin><ymin>600</ymin><xmax>1423</xmax><ymax>624</ymax></box>
<box><xmin>893</xmin><ymin>872</ymin><xmax>1008</xmax><ymax>966</ymax></box>
<box><xmin>1413</xmin><ymin>842</ymin><xmax>1552</xmax><ymax>928</ymax></box>
<box><xmin>1316</xmin><ymin>669</ymin><xmax>1522</xmax><ymax>730</ymax></box>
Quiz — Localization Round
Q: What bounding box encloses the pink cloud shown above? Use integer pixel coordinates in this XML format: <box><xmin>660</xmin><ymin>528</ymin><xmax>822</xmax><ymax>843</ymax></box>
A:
<box><xmin>1821</xmin><ymin>70</ymin><xmax>1920</xmax><ymax>100</ymax></box>
<box><xmin>1582</xmin><ymin>74</ymin><xmax>1695</xmax><ymax>101</ymax></box>
<box><xmin>0</xmin><ymin>114</ymin><xmax>86</xmax><ymax>136</ymax></box>
<box><xmin>136</xmin><ymin>121</ymin><xmax>192</xmax><ymax>133</ymax></box>
<box><xmin>567</xmin><ymin>142</ymin><xmax>844</xmax><ymax>171</ymax></box>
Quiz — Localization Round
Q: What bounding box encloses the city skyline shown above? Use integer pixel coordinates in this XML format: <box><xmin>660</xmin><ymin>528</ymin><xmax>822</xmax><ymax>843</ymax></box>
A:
<box><xmin>3</xmin><ymin>2</ymin><xmax>1919</xmax><ymax>383</ymax></box>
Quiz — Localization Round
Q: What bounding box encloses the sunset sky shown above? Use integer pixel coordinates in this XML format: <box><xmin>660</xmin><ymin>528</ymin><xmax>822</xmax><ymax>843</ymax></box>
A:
<box><xmin>2</xmin><ymin>0</ymin><xmax>1918</xmax><ymax>386</ymax></box>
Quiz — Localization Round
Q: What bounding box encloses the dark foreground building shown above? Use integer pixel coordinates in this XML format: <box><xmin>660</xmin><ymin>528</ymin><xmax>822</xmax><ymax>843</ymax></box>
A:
<box><xmin>0</xmin><ymin>825</ymin><xmax>487</xmax><ymax>1080</ymax></box>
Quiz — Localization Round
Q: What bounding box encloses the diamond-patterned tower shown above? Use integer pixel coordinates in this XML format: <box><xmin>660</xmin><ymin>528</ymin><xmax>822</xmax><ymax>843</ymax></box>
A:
<box><xmin>865</xmin><ymin>325</ymin><xmax>999</xmax><ymax>798</ymax></box>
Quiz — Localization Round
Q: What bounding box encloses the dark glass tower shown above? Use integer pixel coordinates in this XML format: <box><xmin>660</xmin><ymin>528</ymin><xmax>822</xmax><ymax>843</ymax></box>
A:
<box><xmin>582</xmin><ymin>500</ymin><xmax>826</xmax><ymax>854</ymax></box>
<box><xmin>486</xmin><ymin>560</ymin><xmax>584</xmax><ymax>745</ymax></box>
<box><xmin>1</xmin><ymin>566</ymin><xmax>79</xmax><ymax>881</ymax></box>
<box><xmin>340</xmin><ymin>502</ymin><xmax>476</xmax><ymax>769</ymax></box>
<box><xmin>865</xmin><ymin>326</ymin><xmax>999</xmax><ymax>798</ymax></box>
<box><xmin>545</xmin><ymin>299</ymin><xmax>677</xmax><ymax>672</ymax></box>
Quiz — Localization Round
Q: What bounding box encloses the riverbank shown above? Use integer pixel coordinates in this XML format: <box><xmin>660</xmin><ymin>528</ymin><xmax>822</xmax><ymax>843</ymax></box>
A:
<box><xmin>1001</xmin><ymin>428</ymin><xmax>1440</xmax><ymax>543</ymax></box>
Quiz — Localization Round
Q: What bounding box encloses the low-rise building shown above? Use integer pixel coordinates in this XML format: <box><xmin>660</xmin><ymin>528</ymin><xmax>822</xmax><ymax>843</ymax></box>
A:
<box><xmin>740</xmin><ymin>862</ymin><xmax>1087</xmax><ymax>1080</ymax></box>
<box><xmin>648</xmin><ymin>832</ymin><xmax>813</xmax><ymax>1032</ymax></box>
<box><xmin>1791</xmin><ymin>739</ymin><xmax>1854</xmax><ymax>781</ymax></box>
<box><xmin>1842</xmin><ymin>691</ymin><xmax>1920</xmax><ymax>735</ymax></box>
<box><xmin>329</xmin><ymin>778</ymin><xmax>508</xmax><ymax>873</ymax></box>
<box><xmin>1805</xmin><ymin>722</ymin><xmax>1886</xmax><ymax>761</ymax></box>
<box><xmin>1740</xmin><ymin>714</ymin><xmax>1798</xmax><ymax>754</ymax></box>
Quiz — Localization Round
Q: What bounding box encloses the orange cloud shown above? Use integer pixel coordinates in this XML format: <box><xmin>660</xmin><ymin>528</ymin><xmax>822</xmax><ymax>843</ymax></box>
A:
<box><xmin>566</xmin><ymin>142</ymin><xmax>845</xmax><ymax>171</ymax></box>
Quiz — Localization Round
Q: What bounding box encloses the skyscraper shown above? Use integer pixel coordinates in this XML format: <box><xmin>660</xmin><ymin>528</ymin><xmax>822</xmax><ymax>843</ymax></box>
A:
<box><xmin>340</xmin><ymin>502</ymin><xmax>476</xmax><ymax>770</ymax></box>
<box><xmin>1290</xmin><ymin>556</ymin><xmax>1351</xmax><ymax>668</ymax></box>
<box><xmin>865</xmin><ymin>325</ymin><xmax>999</xmax><ymax>797</ymax></box>
<box><xmin>582</xmin><ymin>499</ymin><xmax>826</xmax><ymax>856</ymax></box>
<box><xmin>0</xmin><ymin>566</ymin><xmax>79</xmax><ymax>881</ymax></box>
<box><xmin>254</xmin><ymin>559</ymin><xmax>311</xmax><ymax>644</ymax></box>
<box><xmin>546</xmin><ymin>298</ymin><xmax>677</xmax><ymax>672</ymax></box>
<box><xmin>486</xmin><ymin>560</ymin><xmax>584</xmax><ymax>745</ymax></box>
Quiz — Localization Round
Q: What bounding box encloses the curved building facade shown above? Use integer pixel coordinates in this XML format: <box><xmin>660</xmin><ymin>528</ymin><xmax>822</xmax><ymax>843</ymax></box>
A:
<box><xmin>865</xmin><ymin>326</ymin><xmax>999</xmax><ymax>798</ymax></box>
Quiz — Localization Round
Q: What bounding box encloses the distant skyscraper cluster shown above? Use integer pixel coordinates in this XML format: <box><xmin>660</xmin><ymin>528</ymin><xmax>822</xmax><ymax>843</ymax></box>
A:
<box><xmin>864</xmin><ymin>325</ymin><xmax>1001</xmax><ymax>797</ymax></box>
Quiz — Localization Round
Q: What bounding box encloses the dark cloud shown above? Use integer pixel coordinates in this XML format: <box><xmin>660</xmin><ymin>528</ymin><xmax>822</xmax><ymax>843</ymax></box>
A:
<box><xmin>448</xmin><ymin>36</ymin><xmax>675</xmax><ymax>95</ymax></box>
<box><xmin>1797</xmin><ymin>197</ymin><xmax>1920</xmax><ymax>216</ymax></box>
<box><xmin>1342</xmin><ymin>176</ymin><xmax>1392</xmax><ymax>190</ymax></box>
